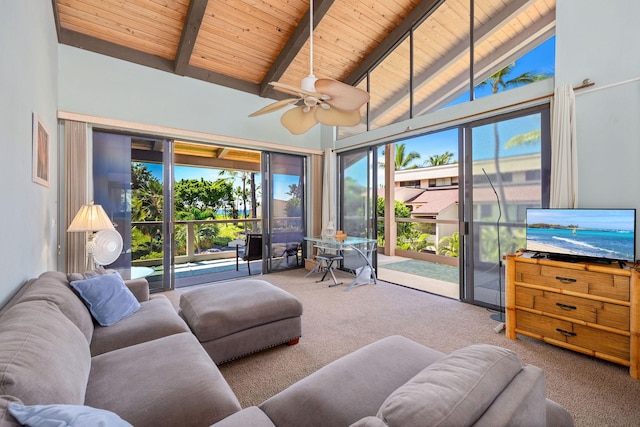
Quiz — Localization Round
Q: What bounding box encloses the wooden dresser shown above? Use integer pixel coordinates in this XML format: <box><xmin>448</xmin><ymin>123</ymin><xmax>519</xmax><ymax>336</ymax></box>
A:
<box><xmin>505</xmin><ymin>253</ymin><xmax>640</xmax><ymax>378</ymax></box>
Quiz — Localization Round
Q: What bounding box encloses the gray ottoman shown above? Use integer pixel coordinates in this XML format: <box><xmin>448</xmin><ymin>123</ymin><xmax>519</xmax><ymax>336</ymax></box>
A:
<box><xmin>179</xmin><ymin>279</ymin><xmax>303</xmax><ymax>364</ymax></box>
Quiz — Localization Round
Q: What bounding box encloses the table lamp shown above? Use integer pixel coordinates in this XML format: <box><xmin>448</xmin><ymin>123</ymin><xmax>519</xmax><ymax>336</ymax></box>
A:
<box><xmin>67</xmin><ymin>201</ymin><xmax>115</xmax><ymax>270</ymax></box>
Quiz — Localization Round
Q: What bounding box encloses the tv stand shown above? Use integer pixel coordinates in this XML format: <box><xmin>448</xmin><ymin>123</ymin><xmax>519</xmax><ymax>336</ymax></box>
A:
<box><xmin>505</xmin><ymin>254</ymin><xmax>640</xmax><ymax>379</ymax></box>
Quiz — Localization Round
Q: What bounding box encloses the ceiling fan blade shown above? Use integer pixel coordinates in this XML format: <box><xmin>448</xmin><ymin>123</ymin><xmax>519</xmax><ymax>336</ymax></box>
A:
<box><xmin>281</xmin><ymin>106</ymin><xmax>320</xmax><ymax>135</ymax></box>
<box><xmin>249</xmin><ymin>98</ymin><xmax>299</xmax><ymax>117</ymax></box>
<box><xmin>315</xmin><ymin>106</ymin><xmax>362</xmax><ymax>127</ymax></box>
<box><xmin>271</xmin><ymin>81</ymin><xmax>322</xmax><ymax>98</ymax></box>
<box><xmin>315</xmin><ymin>79</ymin><xmax>370</xmax><ymax>111</ymax></box>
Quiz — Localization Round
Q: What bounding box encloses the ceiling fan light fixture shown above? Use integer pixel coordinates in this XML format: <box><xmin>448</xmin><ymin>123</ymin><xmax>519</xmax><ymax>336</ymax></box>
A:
<box><xmin>301</xmin><ymin>74</ymin><xmax>318</xmax><ymax>92</ymax></box>
<box><xmin>304</xmin><ymin>96</ymin><xmax>319</xmax><ymax>108</ymax></box>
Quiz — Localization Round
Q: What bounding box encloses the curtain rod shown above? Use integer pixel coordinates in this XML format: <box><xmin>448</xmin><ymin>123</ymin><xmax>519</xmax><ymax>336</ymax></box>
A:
<box><xmin>333</xmin><ymin>79</ymin><xmax>596</xmax><ymax>153</ymax></box>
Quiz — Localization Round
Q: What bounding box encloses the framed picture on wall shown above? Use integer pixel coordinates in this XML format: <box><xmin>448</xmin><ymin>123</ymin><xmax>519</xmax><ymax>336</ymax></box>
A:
<box><xmin>32</xmin><ymin>112</ymin><xmax>50</xmax><ymax>187</ymax></box>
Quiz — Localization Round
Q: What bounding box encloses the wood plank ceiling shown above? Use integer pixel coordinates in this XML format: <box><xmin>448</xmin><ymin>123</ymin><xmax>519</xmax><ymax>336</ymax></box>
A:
<box><xmin>53</xmin><ymin>0</ymin><xmax>555</xmax><ymax>123</ymax></box>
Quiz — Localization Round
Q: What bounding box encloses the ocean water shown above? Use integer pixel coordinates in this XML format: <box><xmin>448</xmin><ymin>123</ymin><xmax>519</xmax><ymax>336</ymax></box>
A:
<box><xmin>526</xmin><ymin>227</ymin><xmax>635</xmax><ymax>261</ymax></box>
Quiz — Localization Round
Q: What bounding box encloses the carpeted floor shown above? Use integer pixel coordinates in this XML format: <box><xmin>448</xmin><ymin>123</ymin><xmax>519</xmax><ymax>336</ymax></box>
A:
<box><xmin>165</xmin><ymin>268</ymin><xmax>640</xmax><ymax>427</ymax></box>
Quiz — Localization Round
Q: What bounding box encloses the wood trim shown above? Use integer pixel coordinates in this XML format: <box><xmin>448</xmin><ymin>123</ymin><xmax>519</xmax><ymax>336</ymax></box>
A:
<box><xmin>57</xmin><ymin>111</ymin><xmax>324</xmax><ymax>155</ymax></box>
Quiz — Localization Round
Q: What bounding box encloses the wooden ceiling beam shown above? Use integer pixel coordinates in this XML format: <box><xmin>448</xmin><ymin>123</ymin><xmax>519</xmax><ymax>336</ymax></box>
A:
<box><xmin>173</xmin><ymin>153</ymin><xmax>261</xmax><ymax>172</ymax></box>
<box><xmin>258</xmin><ymin>0</ymin><xmax>335</xmax><ymax>98</ymax></box>
<box><xmin>58</xmin><ymin>28</ymin><xmax>175</xmax><ymax>73</ymax></box>
<box><xmin>175</xmin><ymin>0</ymin><xmax>209</xmax><ymax>76</ymax></box>
<box><xmin>58</xmin><ymin>27</ymin><xmax>260</xmax><ymax>96</ymax></box>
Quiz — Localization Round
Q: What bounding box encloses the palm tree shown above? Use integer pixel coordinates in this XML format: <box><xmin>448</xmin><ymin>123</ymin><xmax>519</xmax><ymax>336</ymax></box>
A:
<box><xmin>379</xmin><ymin>143</ymin><xmax>421</xmax><ymax>170</ymax></box>
<box><xmin>219</xmin><ymin>170</ymin><xmax>251</xmax><ymax>219</ymax></box>
<box><xmin>424</xmin><ymin>151</ymin><xmax>455</xmax><ymax>167</ymax></box>
<box><xmin>477</xmin><ymin>62</ymin><xmax>549</xmax><ymax>223</ymax></box>
<box><xmin>438</xmin><ymin>232</ymin><xmax>460</xmax><ymax>257</ymax></box>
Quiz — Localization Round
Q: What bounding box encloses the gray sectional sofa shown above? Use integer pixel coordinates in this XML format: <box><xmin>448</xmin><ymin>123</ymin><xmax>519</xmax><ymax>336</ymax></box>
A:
<box><xmin>0</xmin><ymin>271</ymin><xmax>242</xmax><ymax>427</ymax></box>
<box><xmin>0</xmin><ymin>270</ymin><xmax>573</xmax><ymax>427</ymax></box>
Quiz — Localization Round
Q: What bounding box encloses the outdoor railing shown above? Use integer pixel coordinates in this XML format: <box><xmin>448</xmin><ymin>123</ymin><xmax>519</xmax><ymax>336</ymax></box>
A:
<box><xmin>130</xmin><ymin>217</ymin><xmax>304</xmax><ymax>269</ymax></box>
<box><xmin>131</xmin><ymin>218</ymin><xmax>261</xmax><ymax>268</ymax></box>
<box><xmin>378</xmin><ymin>217</ymin><xmax>459</xmax><ymax>266</ymax></box>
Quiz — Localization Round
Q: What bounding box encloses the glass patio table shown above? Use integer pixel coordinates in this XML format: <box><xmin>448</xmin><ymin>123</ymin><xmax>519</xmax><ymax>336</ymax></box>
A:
<box><xmin>304</xmin><ymin>236</ymin><xmax>377</xmax><ymax>291</ymax></box>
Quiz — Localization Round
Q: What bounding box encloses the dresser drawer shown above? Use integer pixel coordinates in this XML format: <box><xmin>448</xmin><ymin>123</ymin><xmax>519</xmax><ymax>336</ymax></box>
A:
<box><xmin>516</xmin><ymin>310</ymin><xmax>629</xmax><ymax>361</ymax></box>
<box><xmin>515</xmin><ymin>286</ymin><xmax>630</xmax><ymax>331</ymax></box>
<box><xmin>515</xmin><ymin>263</ymin><xmax>630</xmax><ymax>301</ymax></box>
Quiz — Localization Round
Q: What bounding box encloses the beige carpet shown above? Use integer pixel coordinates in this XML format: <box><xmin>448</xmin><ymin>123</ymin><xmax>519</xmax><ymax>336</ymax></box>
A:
<box><xmin>165</xmin><ymin>269</ymin><xmax>640</xmax><ymax>427</ymax></box>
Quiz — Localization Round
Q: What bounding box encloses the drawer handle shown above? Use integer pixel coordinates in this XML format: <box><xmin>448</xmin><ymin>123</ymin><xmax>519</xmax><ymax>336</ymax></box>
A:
<box><xmin>555</xmin><ymin>276</ymin><xmax>577</xmax><ymax>284</ymax></box>
<box><xmin>556</xmin><ymin>302</ymin><xmax>577</xmax><ymax>311</ymax></box>
<box><xmin>556</xmin><ymin>328</ymin><xmax>577</xmax><ymax>337</ymax></box>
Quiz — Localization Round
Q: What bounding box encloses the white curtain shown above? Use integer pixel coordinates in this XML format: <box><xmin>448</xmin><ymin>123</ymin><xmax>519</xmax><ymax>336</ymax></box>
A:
<box><xmin>550</xmin><ymin>84</ymin><xmax>578</xmax><ymax>208</ymax></box>
<box><xmin>321</xmin><ymin>147</ymin><xmax>337</xmax><ymax>234</ymax></box>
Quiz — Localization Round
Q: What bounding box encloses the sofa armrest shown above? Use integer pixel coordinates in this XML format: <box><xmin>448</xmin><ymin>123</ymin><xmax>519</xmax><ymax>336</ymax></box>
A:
<box><xmin>124</xmin><ymin>278</ymin><xmax>149</xmax><ymax>302</ymax></box>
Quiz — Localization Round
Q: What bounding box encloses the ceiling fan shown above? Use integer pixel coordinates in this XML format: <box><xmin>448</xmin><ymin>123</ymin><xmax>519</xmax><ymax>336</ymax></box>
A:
<box><xmin>249</xmin><ymin>0</ymin><xmax>370</xmax><ymax>135</ymax></box>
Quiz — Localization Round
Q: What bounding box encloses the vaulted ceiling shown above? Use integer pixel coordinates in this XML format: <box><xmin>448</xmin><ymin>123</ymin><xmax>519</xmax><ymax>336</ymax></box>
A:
<box><xmin>52</xmin><ymin>0</ymin><xmax>555</xmax><ymax>118</ymax></box>
<box><xmin>53</xmin><ymin>0</ymin><xmax>433</xmax><ymax>100</ymax></box>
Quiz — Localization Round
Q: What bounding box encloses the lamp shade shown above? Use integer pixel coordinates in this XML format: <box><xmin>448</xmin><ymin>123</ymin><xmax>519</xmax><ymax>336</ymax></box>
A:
<box><xmin>67</xmin><ymin>201</ymin><xmax>115</xmax><ymax>232</ymax></box>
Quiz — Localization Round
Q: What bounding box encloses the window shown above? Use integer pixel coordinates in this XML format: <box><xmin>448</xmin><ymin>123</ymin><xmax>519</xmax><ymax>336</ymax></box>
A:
<box><xmin>338</xmin><ymin>0</ymin><xmax>556</xmax><ymax>138</ymax></box>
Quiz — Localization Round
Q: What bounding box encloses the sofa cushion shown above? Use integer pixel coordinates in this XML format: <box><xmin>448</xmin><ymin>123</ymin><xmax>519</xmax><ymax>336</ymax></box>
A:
<box><xmin>15</xmin><ymin>271</ymin><xmax>94</xmax><ymax>342</ymax></box>
<box><xmin>259</xmin><ymin>335</ymin><xmax>445</xmax><ymax>427</ymax></box>
<box><xmin>70</xmin><ymin>273</ymin><xmax>141</xmax><ymax>326</ymax></box>
<box><xmin>377</xmin><ymin>344</ymin><xmax>523</xmax><ymax>427</ymax></box>
<box><xmin>85</xmin><ymin>332</ymin><xmax>242</xmax><ymax>426</ymax></box>
<box><xmin>7</xmin><ymin>402</ymin><xmax>132</xmax><ymax>427</ymax></box>
<box><xmin>0</xmin><ymin>300</ymin><xmax>91</xmax><ymax>405</ymax></box>
<box><xmin>89</xmin><ymin>295</ymin><xmax>190</xmax><ymax>356</ymax></box>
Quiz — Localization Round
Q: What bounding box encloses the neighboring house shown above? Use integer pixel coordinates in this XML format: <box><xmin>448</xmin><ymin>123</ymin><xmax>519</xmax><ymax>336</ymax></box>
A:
<box><xmin>383</xmin><ymin>153</ymin><xmax>543</xmax><ymax>245</ymax></box>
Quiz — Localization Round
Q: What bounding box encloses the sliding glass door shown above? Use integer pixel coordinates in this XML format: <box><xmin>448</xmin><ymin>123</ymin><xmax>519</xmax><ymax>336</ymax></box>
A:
<box><xmin>337</xmin><ymin>147</ymin><xmax>377</xmax><ymax>272</ymax></box>
<box><xmin>93</xmin><ymin>132</ymin><xmax>172</xmax><ymax>292</ymax></box>
<box><xmin>463</xmin><ymin>106</ymin><xmax>550</xmax><ymax>310</ymax></box>
<box><xmin>263</xmin><ymin>152</ymin><xmax>306</xmax><ymax>273</ymax></box>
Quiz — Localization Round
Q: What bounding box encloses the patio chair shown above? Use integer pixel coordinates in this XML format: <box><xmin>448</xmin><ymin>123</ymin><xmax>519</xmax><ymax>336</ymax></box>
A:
<box><xmin>243</xmin><ymin>234</ymin><xmax>263</xmax><ymax>275</ymax></box>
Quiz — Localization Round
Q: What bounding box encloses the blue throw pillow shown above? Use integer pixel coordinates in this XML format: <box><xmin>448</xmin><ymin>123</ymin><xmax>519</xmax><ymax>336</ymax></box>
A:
<box><xmin>7</xmin><ymin>402</ymin><xmax>133</xmax><ymax>426</ymax></box>
<box><xmin>70</xmin><ymin>272</ymin><xmax>141</xmax><ymax>326</ymax></box>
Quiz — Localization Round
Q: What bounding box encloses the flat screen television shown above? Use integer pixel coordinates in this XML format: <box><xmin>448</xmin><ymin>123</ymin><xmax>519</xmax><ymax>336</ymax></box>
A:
<box><xmin>525</xmin><ymin>208</ymin><xmax>636</xmax><ymax>264</ymax></box>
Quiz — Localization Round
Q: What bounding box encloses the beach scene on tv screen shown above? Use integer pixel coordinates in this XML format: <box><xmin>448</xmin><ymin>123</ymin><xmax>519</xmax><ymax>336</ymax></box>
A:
<box><xmin>526</xmin><ymin>209</ymin><xmax>635</xmax><ymax>261</ymax></box>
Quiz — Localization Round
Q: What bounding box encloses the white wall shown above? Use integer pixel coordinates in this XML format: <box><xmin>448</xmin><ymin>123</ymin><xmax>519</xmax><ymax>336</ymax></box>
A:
<box><xmin>556</xmin><ymin>0</ymin><xmax>640</xmax><ymax>211</ymax></box>
<box><xmin>58</xmin><ymin>46</ymin><xmax>321</xmax><ymax>150</ymax></box>
<box><xmin>556</xmin><ymin>0</ymin><xmax>640</xmax><ymax>254</ymax></box>
<box><xmin>0</xmin><ymin>0</ymin><xmax>59</xmax><ymax>305</ymax></box>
